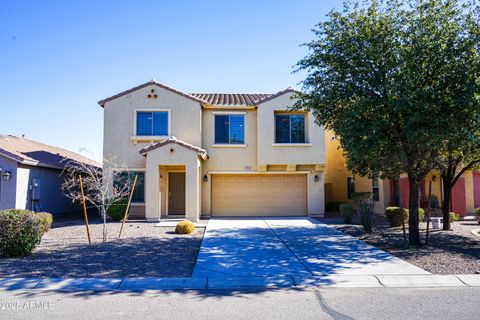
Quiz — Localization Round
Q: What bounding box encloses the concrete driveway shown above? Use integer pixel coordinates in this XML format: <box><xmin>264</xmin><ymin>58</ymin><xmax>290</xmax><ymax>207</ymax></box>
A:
<box><xmin>193</xmin><ymin>217</ymin><xmax>428</xmax><ymax>287</ymax></box>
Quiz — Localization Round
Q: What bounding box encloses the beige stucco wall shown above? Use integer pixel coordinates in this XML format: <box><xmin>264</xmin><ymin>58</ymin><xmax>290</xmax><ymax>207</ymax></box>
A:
<box><xmin>103</xmin><ymin>84</ymin><xmax>202</xmax><ymax>218</ymax></box>
<box><xmin>202</xmin><ymin>109</ymin><xmax>257</xmax><ymax>171</ymax></box>
<box><xmin>257</xmin><ymin>93</ymin><xmax>325</xmax><ymax>166</ymax></box>
<box><xmin>103</xmin><ymin>84</ymin><xmax>202</xmax><ymax>168</ymax></box>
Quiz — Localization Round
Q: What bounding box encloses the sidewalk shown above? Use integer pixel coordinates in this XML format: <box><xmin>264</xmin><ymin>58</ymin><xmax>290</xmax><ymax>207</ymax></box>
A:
<box><xmin>1</xmin><ymin>274</ymin><xmax>479</xmax><ymax>291</ymax></box>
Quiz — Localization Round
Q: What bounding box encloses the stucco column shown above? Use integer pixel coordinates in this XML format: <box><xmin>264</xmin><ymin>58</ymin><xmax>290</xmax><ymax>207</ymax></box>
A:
<box><xmin>185</xmin><ymin>160</ymin><xmax>200</xmax><ymax>222</ymax></box>
<box><xmin>308</xmin><ymin>172</ymin><xmax>325</xmax><ymax>216</ymax></box>
<box><xmin>145</xmin><ymin>158</ymin><xmax>160</xmax><ymax>221</ymax></box>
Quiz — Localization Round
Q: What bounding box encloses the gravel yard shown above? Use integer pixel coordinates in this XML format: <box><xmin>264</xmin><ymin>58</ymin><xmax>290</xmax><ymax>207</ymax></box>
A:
<box><xmin>319</xmin><ymin>214</ymin><xmax>480</xmax><ymax>274</ymax></box>
<box><xmin>0</xmin><ymin>215</ymin><xmax>204</xmax><ymax>278</ymax></box>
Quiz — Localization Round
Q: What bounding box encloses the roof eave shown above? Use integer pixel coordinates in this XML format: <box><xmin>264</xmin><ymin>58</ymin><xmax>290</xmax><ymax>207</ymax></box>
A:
<box><xmin>98</xmin><ymin>80</ymin><xmax>207</xmax><ymax>107</ymax></box>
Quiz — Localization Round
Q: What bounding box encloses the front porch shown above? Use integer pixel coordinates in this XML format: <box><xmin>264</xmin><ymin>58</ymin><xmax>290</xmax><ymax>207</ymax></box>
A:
<box><xmin>140</xmin><ymin>137</ymin><xmax>208</xmax><ymax>222</ymax></box>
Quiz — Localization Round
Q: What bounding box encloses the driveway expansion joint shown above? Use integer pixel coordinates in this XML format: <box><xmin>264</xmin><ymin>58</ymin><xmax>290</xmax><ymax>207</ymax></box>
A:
<box><xmin>262</xmin><ymin>217</ymin><xmax>314</xmax><ymax>276</ymax></box>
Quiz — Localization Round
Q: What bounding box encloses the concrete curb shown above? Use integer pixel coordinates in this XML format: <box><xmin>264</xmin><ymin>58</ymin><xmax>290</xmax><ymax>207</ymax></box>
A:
<box><xmin>0</xmin><ymin>275</ymin><xmax>479</xmax><ymax>291</ymax></box>
<box><xmin>375</xmin><ymin>275</ymin><xmax>466</xmax><ymax>288</ymax></box>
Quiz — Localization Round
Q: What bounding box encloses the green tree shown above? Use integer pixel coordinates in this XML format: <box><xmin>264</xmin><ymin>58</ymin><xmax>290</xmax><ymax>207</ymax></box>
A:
<box><xmin>296</xmin><ymin>0</ymin><xmax>480</xmax><ymax>245</ymax></box>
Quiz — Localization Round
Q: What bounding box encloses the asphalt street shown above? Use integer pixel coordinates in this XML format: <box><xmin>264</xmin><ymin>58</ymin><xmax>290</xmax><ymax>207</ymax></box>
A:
<box><xmin>1</xmin><ymin>287</ymin><xmax>479</xmax><ymax>320</ymax></box>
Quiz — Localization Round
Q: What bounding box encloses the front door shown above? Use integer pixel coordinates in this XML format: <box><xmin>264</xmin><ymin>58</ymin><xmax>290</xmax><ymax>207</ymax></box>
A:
<box><xmin>168</xmin><ymin>172</ymin><xmax>186</xmax><ymax>215</ymax></box>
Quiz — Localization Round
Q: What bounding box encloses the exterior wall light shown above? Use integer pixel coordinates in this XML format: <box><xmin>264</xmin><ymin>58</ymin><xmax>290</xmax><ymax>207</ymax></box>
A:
<box><xmin>2</xmin><ymin>171</ymin><xmax>11</xmax><ymax>181</ymax></box>
<box><xmin>203</xmin><ymin>175</ymin><xmax>208</xmax><ymax>182</ymax></box>
<box><xmin>314</xmin><ymin>175</ymin><xmax>320</xmax><ymax>182</ymax></box>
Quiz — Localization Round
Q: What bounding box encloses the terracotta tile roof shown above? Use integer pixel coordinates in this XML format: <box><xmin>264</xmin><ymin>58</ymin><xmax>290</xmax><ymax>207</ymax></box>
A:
<box><xmin>190</xmin><ymin>93</ymin><xmax>271</xmax><ymax>106</ymax></box>
<box><xmin>139</xmin><ymin>136</ymin><xmax>208</xmax><ymax>159</ymax></box>
<box><xmin>255</xmin><ymin>88</ymin><xmax>300</xmax><ymax>105</ymax></box>
<box><xmin>0</xmin><ymin>135</ymin><xmax>101</xmax><ymax>169</ymax></box>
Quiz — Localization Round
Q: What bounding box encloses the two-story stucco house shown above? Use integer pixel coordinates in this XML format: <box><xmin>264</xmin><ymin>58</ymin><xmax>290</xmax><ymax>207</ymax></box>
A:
<box><xmin>100</xmin><ymin>80</ymin><xmax>326</xmax><ymax>222</ymax></box>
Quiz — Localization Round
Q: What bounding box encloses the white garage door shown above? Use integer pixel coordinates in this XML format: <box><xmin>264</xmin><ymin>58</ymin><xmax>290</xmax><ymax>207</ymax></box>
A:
<box><xmin>211</xmin><ymin>174</ymin><xmax>307</xmax><ymax>216</ymax></box>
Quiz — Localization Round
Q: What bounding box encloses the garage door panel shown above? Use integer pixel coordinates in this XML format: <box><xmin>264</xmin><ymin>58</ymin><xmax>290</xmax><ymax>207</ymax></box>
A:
<box><xmin>212</xmin><ymin>174</ymin><xmax>307</xmax><ymax>216</ymax></box>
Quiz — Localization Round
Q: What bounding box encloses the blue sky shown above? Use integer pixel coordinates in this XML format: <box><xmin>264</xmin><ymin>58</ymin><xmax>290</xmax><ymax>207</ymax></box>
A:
<box><xmin>0</xmin><ymin>0</ymin><xmax>343</xmax><ymax>162</ymax></box>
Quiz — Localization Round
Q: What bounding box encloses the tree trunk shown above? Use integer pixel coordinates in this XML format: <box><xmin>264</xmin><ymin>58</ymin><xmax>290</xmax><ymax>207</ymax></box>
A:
<box><xmin>102</xmin><ymin>206</ymin><xmax>107</xmax><ymax>242</ymax></box>
<box><xmin>408</xmin><ymin>178</ymin><xmax>421</xmax><ymax>246</ymax></box>
<box><xmin>442</xmin><ymin>181</ymin><xmax>452</xmax><ymax>231</ymax></box>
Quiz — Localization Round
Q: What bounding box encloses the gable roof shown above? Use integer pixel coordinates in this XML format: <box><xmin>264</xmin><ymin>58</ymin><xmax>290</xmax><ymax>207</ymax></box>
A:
<box><xmin>139</xmin><ymin>136</ymin><xmax>208</xmax><ymax>159</ymax></box>
<box><xmin>0</xmin><ymin>135</ymin><xmax>101</xmax><ymax>169</ymax></box>
<box><xmin>255</xmin><ymin>87</ymin><xmax>300</xmax><ymax>105</ymax></box>
<box><xmin>98</xmin><ymin>80</ymin><xmax>300</xmax><ymax>107</ymax></box>
<box><xmin>98</xmin><ymin>80</ymin><xmax>208</xmax><ymax>107</ymax></box>
<box><xmin>190</xmin><ymin>93</ymin><xmax>271</xmax><ymax>106</ymax></box>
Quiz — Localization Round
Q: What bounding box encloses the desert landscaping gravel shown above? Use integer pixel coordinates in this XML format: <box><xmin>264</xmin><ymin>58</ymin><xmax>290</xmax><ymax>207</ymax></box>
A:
<box><xmin>320</xmin><ymin>215</ymin><xmax>480</xmax><ymax>275</ymax></box>
<box><xmin>0</xmin><ymin>215</ymin><xmax>204</xmax><ymax>278</ymax></box>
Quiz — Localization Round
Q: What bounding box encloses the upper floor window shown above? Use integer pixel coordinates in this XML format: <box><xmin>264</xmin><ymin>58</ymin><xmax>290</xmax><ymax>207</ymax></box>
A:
<box><xmin>215</xmin><ymin>114</ymin><xmax>245</xmax><ymax>144</ymax></box>
<box><xmin>275</xmin><ymin>114</ymin><xmax>305</xmax><ymax>143</ymax></box>
<box><xmin>136</xmin><ymin>111</ymin><xmax>168</xmax><ymax>136</ymax></box>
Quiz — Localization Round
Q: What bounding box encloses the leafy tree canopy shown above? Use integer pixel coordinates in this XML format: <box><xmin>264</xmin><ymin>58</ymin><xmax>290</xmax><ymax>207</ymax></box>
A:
<box><xmin>296</xmin><ymin>0</ymin><xmax>480</xmax><ymax>183</ymax></box>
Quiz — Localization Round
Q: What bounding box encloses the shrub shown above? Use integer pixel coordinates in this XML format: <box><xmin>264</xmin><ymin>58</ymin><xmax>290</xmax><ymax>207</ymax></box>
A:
<box><xmin>475</xmin><ymin>208</ymin><xmax>480</xmax><ymax>224</ymax></box>
<box><xmin>175</xmin><ymin>220</ymin><xmax>195</xmax><ymax>234</ymax></box>
<box><xmin>418</xmin><ymin>208</ymin><xmax>425</xmax><ymax>222</ymax></box>
<box><xmin>339</xmin><ymin>203</ymin><xmax>354</xmax><ymax>224</ymax></box>
<box><xmin>106</xmin><ymin>199</ymin><xmax>128</xmax><ymax>221</ymax></box>
<box><xmin>385</xmin><ymin>207</ymin><xmax>409</xmax><ymax>227</ymax></box>
<box><xmin>325</xmin><ymin>201</ymin><xmax>343</xmax><ymax>212</ymax></box>
<box><xmin>36</xmin><ymin>212</ymin><xmax>53</xmax><ymax>233</ymax></box>
<box><xmin>0</xmin><ymin>209</ymin><xmax>45</xmax><ymax>257</ymax></box>
<box><xmin>449</xmin><ymin>212</ymin><xmax>460</xmax><ymax>223</ymax></box>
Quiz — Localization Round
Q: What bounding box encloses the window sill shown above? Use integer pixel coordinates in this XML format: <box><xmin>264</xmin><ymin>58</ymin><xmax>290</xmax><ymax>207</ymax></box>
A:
<box><xmin>130</xmin><ymin>136</ymin><xmax>169</xmax><ymax>144</ymax></box>
<box><xmin>131</xmin><ymin>203</ymin><xmax>145</xmax><ymax>206</ymax></box>
<box><xmin>212</xmin><ymin>144</ymin><xmax>247</xmax><ymax>148</ymax></box>
<box><xmin>272</xmin><ymin>143</ymin><xmax>312</xmax><ymax>147</ymax></box>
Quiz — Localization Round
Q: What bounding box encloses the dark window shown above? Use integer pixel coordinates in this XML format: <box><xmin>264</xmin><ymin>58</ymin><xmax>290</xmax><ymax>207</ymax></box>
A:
<box><xmin>136</xmin><ymin>111</ymin><xmax>168</xmax><ymax>136</ymax></box>
<box><xmin>275</xmin><ymin>114</ymin><xmax>305</xmax><ymax>143</ymax></box>
<box><xmin>214</xmin><ymin>114</ymin><xmax>244</xmax><ymax>144</ymax></box>
<box><xmin>115</xmin><ymin>171</ymin><xmax>145</xmax><ymax>203</ymax></box>
<box><xmin>347</xmin><ymin>177</ymin><xmax>355</xmax><ymax>199</ymax></box>
<box><xmin>372</xmin><ymin>176</ymin><xmax>380</xmax><ymax>201</ymax></box>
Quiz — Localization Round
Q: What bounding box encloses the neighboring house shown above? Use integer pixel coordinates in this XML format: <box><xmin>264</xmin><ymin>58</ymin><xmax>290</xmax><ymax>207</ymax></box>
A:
<box><xmin>0</xmin><ymin>135</ymin><xmax>101</xmax><ymax>214</ymax></box>
<box><xmin>100</xmin><ymin>80</ymin><xmax>326</xmax><ymax>222</ymax></box>
<box><xmin>324</xmin><ymin>130</ymin><xmax>480</xmax><ymax>216</ymax></box>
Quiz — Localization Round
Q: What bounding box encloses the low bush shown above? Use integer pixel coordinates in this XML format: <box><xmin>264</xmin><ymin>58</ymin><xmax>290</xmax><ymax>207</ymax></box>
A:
<box><xmin>106</xmin><ymin>199</ymin><xmax>128</xmax><ymax>221</ymax></box>
<box><xmin>449</xmin><ymin>212</ymin><xmax>460</xmax><ymax>223</ymax></box>
<box><xmin>325</xmin><ymin>201</ymin><xmax>343</xmax><ymax>212</ymax></box>
<box><xmin>36</xmin><ymin>212</ymin><xmax>53</xmax><ymax>233</ymax></box>
<box><xmin>385</xmin><ymin>207</ymin><xmax>408</xmax><ymax>227</ymax></box>
<box><xmin>418</xmin><ymin>208</ymin><xmax>425</xmax><ymax>222</ymax></box>
<box><xmin>175</xmin><ymin>220</ymin><xmax>195</xmax><ymax>234</ymax></box>
<box><xmin>475</xmin><ymin>208</ymin><xmax>480</xmax><ymax>224</ymax></box>
<box><xmin>339</xmin><ymin>203</ymin><xmax>354</xmax><ymax>224</ymax></box>
<box><xmin>0</xmin><ymin>209</ymin><xmax>45</xmax><ymax>257</ymax></box>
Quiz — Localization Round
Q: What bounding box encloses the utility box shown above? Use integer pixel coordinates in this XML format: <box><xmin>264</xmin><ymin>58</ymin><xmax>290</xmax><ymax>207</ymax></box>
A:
<box><xmin>31</xmin><ymin>178</ymin><xmax>41</xmax><ymax>200</ymax></box>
